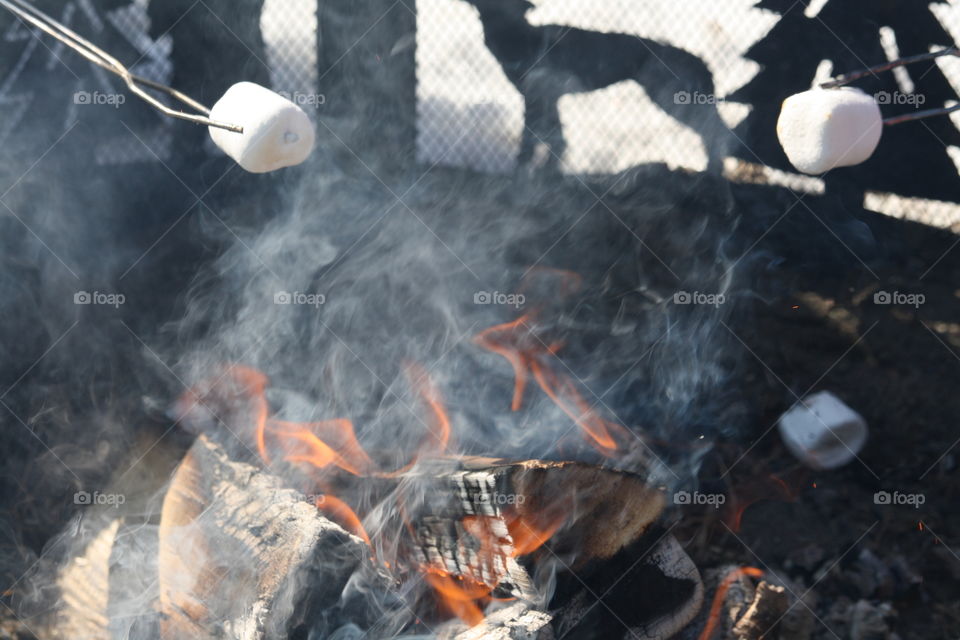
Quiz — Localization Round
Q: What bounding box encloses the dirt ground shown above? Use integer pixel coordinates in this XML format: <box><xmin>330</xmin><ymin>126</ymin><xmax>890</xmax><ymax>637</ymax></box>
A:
<box><xmin>671</xmin><ymin>176</ymin><xmax>960</xmax><ymax>639</ymax></box>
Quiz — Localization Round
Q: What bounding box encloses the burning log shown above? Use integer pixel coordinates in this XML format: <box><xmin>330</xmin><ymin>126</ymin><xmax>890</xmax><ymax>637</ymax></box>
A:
<box><xmin>151</xmin><ymin>383</ymin><xmax>702</xmax><ymax>640</ymax></box>
<box><xmin>158</xmin><ymin>434</ymin><xmax>370</xmax><ymax>640</ymax></box>
<box><xmin>37</xmin><ymin>432</ymin><xmax>699</xmax><ymax>639</ymax></box>
<box><xmin>455</xmin><ymin>457</ymin><xmax>667</xmax><ymax>561</ymax></box>
<box><xmin>407</xmin><ymin>456</ymin><xmax>667</xmax><ymax>603</ymax></box>
<box><xmin>440</xmin><ymin>602</ymin><xmax>554</xmax><ymax>639</ymax></box>
<box><xmin>171</xmin><ymin>365</ymin><xmax>693</xmax><ymax>633</ymax></box>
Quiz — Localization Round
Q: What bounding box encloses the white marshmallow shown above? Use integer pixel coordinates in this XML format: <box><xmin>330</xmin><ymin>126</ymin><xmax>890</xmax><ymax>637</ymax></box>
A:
<box><xmin>208</xmin><ymin>82</ymin><xmax>315</xmax><ymax>173</ymax></box>
<box><xmin>776</xmin><ymin>87</ymin><xmax>883</xmax><ymax>174</ymax></box>
<box><xmin>778</xmin><ymin>391</ymin><xmax>868</xmax><ymax>470</ymax></box>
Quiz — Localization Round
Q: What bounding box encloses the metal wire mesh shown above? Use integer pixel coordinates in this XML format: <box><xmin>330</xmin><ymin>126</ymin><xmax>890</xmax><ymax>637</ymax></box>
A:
<box><xmin>2</xmin><ymin>0</ymin><xmax>960</xmax><ymax>192</ymax></box>
<box><xmin>93</xmin><ymin>0</ymin><xmax>174</xmax><ymax>164</ymax></box>
<box><xmin>260</xmin><ymin>0</ymin><xmax>317</xmax><ymax>97</ymax></box>
<box><xmin>416</xmin><ymin>0</ymin><xmax>775</xmax><ymax>174</ymax></box>
<box><xmin>417</xmin><ymin>0</ymin><xmax>960</xmax><ymax>180</ymax></box>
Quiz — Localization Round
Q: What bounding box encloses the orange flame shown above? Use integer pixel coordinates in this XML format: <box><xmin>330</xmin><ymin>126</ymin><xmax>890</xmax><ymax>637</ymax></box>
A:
<box><xmin>173</xmin><ymin>364</ymin><xmax>270</xmax><ymax>452</ymax></box>
<box><xmin>505</xmin><ymin>510</ymin><xmax>565</xmax><ymax>557</ymax></box>
<box><xmin>472</xmin><ymin>269</ymin><xmax>626</xmax><ymax>455</ymax></box>
<box><xmin>316</xmin><ymin>494</ymin><xmax>372</xmax><ymax>549</ymax></box>
<box><xmin>404</xmin><ymin>362</ymin><xmax>452</xmax><ymax>454</ymax></box>
<box><xmin>180</xmin><ymin>353</ymin><xmax>578</xmax><ymax>628</ymax></box>
<box><xmin>527</xmin><ymin>358</ymin><xmax>623</xmax><ymax>455</ymax></box>
<box><xmin>698</xmin><ymin>566</ymin><xmax>764</xmax><ymax>640</ymax></box>
<box><xmin>423</xmin><ymin>570</ymin><xmax>492</xmax><ymax>627</ymax></box>
<box><xmin>474</xmin><ymin>314</ymin><xmax>624</xmax><ymax>456</ymax></box>
<box><xmin>428</xmin><ymin>510</ymin><xmax>565</xmax><ymax>627</ymax></box>
<box><xmin>473</xmin><ymin>315</ymin><xmax>534</xmax><ymax>411</ymax></box>
<box><xmin>269</xmin><ymin>418</ymin><xmax>373</xmax><ymax>476</ymax></box>
<box><xmin>724</xmin><ymin>473</ymin><xmax>799</xmax><ymax>532</ymax></box>
<box><xmin>378</xmin><ymin>363</ymin><xmax>454</xmax><ymax>478</ymax></box>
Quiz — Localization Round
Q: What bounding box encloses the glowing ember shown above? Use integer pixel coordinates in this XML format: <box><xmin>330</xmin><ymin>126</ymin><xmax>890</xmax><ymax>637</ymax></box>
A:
<box><xmin>698</xmin><ymin>566</ymin><xmax>764</xmax><ymax>640</ymax></box>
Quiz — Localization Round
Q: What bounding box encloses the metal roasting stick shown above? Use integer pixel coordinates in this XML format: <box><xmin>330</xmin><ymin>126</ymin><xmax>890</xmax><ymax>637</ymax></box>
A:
<box><xmin>6</xmin><ymin>0</ymin><xmax>956</xmax><ymax>134</ymax></box>
<box><xmin>0</xmin><ymin>0</ymin><xmax>243</xmax><ymax>133</ymax></box>
<box><xmin>820</xmin><ymin>46</ymin><xmax>960</xmax><ymax>127</ymax></box>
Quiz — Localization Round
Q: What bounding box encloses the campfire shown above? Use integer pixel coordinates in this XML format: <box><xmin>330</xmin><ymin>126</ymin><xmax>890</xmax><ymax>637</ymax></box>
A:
<box><xmin>2</xmin><ymin>1</ymin><xmax>956</xmax><ymax>639</ymax></box>
<box><xmin>35</xmin><ymin>363</ymin><xmax>704</xmax><ymax>639</ymax></box>
<box><xmin>41</xmin><ymin>271</ymin><xmax>710</xmax><ymax>639</ymax></box>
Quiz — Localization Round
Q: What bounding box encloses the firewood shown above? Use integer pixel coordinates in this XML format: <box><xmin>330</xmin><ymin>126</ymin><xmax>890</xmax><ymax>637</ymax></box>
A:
<box><xmin>628</xmin><ymin>534</ymin><xmax>705</xmax><ymax>640</ymax></box>
<box><xmin>156</xmin><ymin>437</ymin><xmax>675</xmax><ymax>637</ymax></box>
<box><xmin>551</xmin><ymin>532</ymin><xmax>704</xmax><ymax>640</ymax></box>
<box><xmin>158</xmin><ymin>434</ymin><xmax>370</xmax><ymax>640</ymax></box>
<box><xmin>405</xmin><ymin>456</ymin><xmax>666</xmax><ymax>598</ymax></box>
<box><xmin>107</xmin><ymin>520</ymin><xmax>165</xmax><ymax>638</ymax></box>
<box><xmin>731</xmin><ymin>581</ymin><xmax>788</xmax><ymax>640</ymax></box>
<box><xmin>49</xmin><ymin>517</ymin><xmax>120</xmax><ymax>640</ymax></box>
<box><xmin>456</xmin><ymin>457</ymin><xmax>667</xmax><ymax>562</ymax></box>
<box><xmin>439</xmin><ymin>602</ymin><xmax>554</xmax><ymax>639</ymax></box>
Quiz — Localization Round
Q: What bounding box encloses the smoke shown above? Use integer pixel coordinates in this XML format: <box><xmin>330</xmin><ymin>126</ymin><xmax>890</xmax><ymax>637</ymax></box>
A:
<box><xmin>148</xmin><ymin>149</ymin><xmax>751</xmax><ymax>635</ymax></box>
<box><xmin>0</xmin><ymin>1</ymin><xmax>761</xmax><ymax>637</ymax></box>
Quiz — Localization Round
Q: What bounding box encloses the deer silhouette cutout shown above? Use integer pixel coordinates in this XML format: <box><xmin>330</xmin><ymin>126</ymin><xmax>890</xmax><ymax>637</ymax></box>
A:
<box><xmin>463</xmin><ymin>0</ymin><xmax>730</xmax><ymax>172</ymax></box>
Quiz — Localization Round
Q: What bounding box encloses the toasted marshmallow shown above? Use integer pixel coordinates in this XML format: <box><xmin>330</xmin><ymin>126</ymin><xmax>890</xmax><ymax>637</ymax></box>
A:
<box><xmin>777</xmin><ymin>87</ymin><xmax>882</xmax><ymax>174</ymax></box>
<box><xmin>208</xmin><ymin>82</ymin><xmax>315</xmax><ymax>173</ymax></box>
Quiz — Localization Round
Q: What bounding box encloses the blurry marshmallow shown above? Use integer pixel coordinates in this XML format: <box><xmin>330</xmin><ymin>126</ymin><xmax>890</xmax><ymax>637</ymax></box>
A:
<box><xmin>776</xmin><ymin>87</ymin><xmax>882</xmax><ymax>174</ymax></box>
<box><xmin>777</xmin><ymin>391</ymin><xmax>868</xmax><ymax>470</ymax></box>
<box><xmin>208</xmin><ymin>82</ymin><xmax>315</xmax><ymax>173</ymax></box>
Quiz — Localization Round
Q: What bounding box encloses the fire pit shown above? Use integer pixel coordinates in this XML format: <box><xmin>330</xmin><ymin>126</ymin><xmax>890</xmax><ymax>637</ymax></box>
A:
<box><xmin>1</xmin><ymin>1</ymin><xmax>959</xmax><ymax>639</ymax></box>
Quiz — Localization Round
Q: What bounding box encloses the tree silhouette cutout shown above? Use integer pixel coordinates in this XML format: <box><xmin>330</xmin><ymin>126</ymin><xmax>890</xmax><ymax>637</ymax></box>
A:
<box><xmin>731</xmin><ymin>0</ymin><xmax>960</xmax><ymax>202</ymax></box>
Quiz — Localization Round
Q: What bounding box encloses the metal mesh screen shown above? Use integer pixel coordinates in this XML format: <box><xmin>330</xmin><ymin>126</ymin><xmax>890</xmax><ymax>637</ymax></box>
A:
<box><xmin>416</xmin><ymin>0</ymin><xmax>960</xmax><ymax>178</ymax></box>
<box><xmin>95</xmin><ymin>0</ymin><xmax>174</xmax><ymax>164</ymax></box>
<box><xmin>416</xmin><ymin>0</ymin><xmax>775</xmax><ymax>174</ymax></box>
<box><xmin>261</xmin><ymin>0</ymin><xmax>317</xmax><ymax>96</ymax></box>
<box><xmin>2</xmin><ymin>0</ymin><xmax>960</xmax><ymax>189</ymax></box>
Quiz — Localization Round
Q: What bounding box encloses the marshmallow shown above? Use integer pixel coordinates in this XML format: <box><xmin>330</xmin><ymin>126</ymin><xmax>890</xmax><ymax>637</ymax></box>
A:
<box><xmin>208</xmin><ymin>82</ymin><xmax>315</xmax><ymax>173</ymax></box>
<box><xmin>776</xmin><ymin>87</ymin><xmax>883</xmax><ymax>174</ymax></box>
<box><xmin>778</xmin><ymin>391</ymin><xmax>868</xmax><ymax>470</ymax></box>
